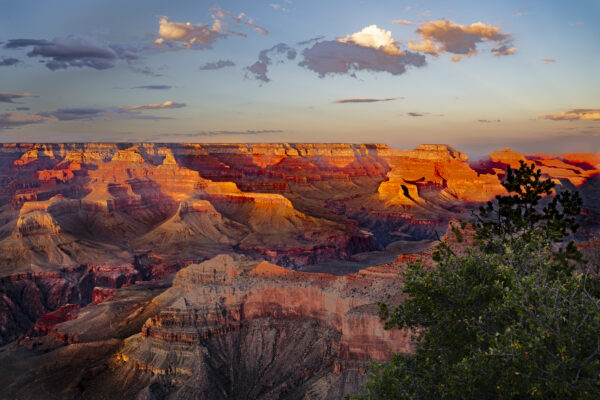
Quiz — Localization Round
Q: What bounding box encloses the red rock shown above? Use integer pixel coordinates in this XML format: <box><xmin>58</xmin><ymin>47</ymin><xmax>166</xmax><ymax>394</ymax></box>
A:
<box><xmin>0</xmin><ymin>142</ymin><xmax>597</xmax><ymax>279</ymax></box>
<box><xmin>32</xmin><ymin>303</ymin><xmax>80</xmax><ymax>335</ymax></box>
<box><xmin>92</xmin><ymin>287</ymin><xmax>116</xmax><ymax>304</ymax></box>
<box><xmin>116</xmin><ymin>254</ymin><xmax>412</xmax><ymax>397</ymax></box>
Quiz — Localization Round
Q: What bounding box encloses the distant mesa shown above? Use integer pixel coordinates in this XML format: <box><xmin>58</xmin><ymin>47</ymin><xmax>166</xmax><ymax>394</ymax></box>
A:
<box><xmin>0</xmin><ymin>141</ymin><xmax>597</xmax><ymax>277</ymax></box>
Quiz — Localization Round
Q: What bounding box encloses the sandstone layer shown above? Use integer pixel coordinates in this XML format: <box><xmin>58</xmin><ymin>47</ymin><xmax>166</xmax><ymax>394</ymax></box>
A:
<box><xmin>0</xmin><ymin>254</ymin><xmax>412</xmax><ymax>399</ymax></box>
<box><xmin>2</xmin><ymin>142</ymin><xmax>597</xmax><ymax>276</ymax></box>
<box><xmin>0</xmin><ymin>143</ymin><xmax>598</xmax><ymax>399</ymax></box>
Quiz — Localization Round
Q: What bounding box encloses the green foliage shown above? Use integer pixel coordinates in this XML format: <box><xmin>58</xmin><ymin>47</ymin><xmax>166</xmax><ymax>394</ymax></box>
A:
<box><xmin>353</xmin><ymin>162</ymin><xmax>600</xmax><ymax>399</ymax></box>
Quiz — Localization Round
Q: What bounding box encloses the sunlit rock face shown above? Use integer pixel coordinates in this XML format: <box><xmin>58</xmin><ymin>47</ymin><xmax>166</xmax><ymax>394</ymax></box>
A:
<box><xmin>113</xmin><ymin>254</ymin><xmax>410</xmax><ymax>399</ymax></box>
<box><xmin>1</xmin><ymin>142</ymin><xmax>597</xmax><ymax>276</ymax></box>
<box><xmin>0</xmin><ymin>143</ymin><xmax>598</xmax><ymax>399</ymax></box>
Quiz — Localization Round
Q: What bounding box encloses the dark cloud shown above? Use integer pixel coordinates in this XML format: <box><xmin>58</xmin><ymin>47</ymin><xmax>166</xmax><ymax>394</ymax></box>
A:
<box><xmin>38</xmin><ymin>106</ymin><xmax>173</xmax><ymax>121</ymax></box>
<box><xmin>5</xmin><ymin>36</ymin><xmax>141</xmax><ymax>71</ymax></box>
<box><xmin>39</xmin><ymin>107</ymin><xmax>106</xmax><ymax>121</ymax></box>
<box><xmin>0</xmin><ymin>112</ymin><xmax>49</xmax><ymax>129</ymax></box>
<box><xmin>160</xmin><ymin>129</ymin><xmax>283</xmax><ymax>138</ymax></box>
<box><xmin>300</xmin><ymin>40</ymin><xmax>426</xmax><ymax>77</ymax></box>
<box><xmin>0</xmin><ymin>92</ymin><xmax>38</xmax><ymax>103</ymax></box>
<box><xmin>108</xmin><ymin>42</ymin><xmax>140</xmax><ymax>61</ymax></box>
<box><xmin>3</xmin><ymin>39</ymin><xmax>50</xmax><ymax>49</ymax></box>
<box><xmin>297</xmin><ymin>36</ymin><xmax>325</xmax><ymax>46</ymax></box>
<box><xmin>491</xmin><ymin>44</ymin><xmax>517</xmax><ymax>56</ymax></box>
<box><xmin>199</xmin><ymin>59</ymin><xmax>235</xmax><ymax>70</ymax></box>
<box><xmin>15</xmin><ymin>107</ymin><xmax>30</xmax><ymax>111</ymax></box>
<box><xmin>246</xmin><ymin>61</ymin><xmax>268</xmax><ymax>82</ymax></box>
<box><xmin>0</xmin><ymin>57</ymin><xmax>20</xmax><ymax>66</ymax></box>
<box><xmin>246</xmin><ymin>43</ymin><xmax>297</xmax><ymax>82</ymax></box>
<box><xmin>403</xmin><ymin>111</ymin><xmax>444</xmax><ymax>117</ymax></box>
<box><xmin>335</xmin><ymin>97</ymin><xmax>399</xmax><ymax>104</ymax></box>
<box><xmin>28</xmin><ymin>37</ymin><xmax>118</xmax><ymax>70</ymax></box>
<box><xmin>133</xmin><ymin>85</ymin><xmax>172</xmax><ymax>90</ymax></box>
<box><xmin>0</xmin><ymin>103</ymin><xmax>175</xmax><ymax>130</ymax></box>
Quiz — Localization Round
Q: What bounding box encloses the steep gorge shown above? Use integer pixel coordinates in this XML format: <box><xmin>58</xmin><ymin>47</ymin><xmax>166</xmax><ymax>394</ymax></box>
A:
<box><xmin>0</xmin><ymin>143</ymin><xmax>598</xmax><ymax>398</ymax></box>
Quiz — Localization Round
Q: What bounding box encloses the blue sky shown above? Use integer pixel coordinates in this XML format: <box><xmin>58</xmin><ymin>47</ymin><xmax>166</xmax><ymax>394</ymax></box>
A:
<box><xmin>0</xmin><ymin>0</ymin><xmax>598</xmax><ymax>156</ymax></box>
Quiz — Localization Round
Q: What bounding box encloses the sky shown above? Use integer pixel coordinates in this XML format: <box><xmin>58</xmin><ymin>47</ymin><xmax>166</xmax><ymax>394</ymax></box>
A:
<box><xmin>0</xmin><ymin>0</ymin><xmax>598</xmax><ymax>157</ymax></box>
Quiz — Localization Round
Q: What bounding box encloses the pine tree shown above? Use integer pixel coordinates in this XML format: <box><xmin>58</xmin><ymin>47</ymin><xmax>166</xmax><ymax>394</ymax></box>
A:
<box><xmin>354</xmin><ymin>161</ymin><xmax>600</xmax><ymax>399</ymax></box>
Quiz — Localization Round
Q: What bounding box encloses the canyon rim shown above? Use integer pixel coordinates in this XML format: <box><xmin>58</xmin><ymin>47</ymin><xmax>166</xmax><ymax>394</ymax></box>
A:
<box><xmin>1</xmin><ymin>0</ymin><xmax>599</xmax><ymax>398</ymax></box>
<box><xmin>0</xmin><ymin>142</ymin><xmax>598</xmax><ymax>398</ymax></box>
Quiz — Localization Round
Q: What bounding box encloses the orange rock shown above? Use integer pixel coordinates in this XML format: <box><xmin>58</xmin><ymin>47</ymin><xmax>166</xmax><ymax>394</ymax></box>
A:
<box><xmin>489</xmin><ymin>147</ymin><xmax>526</xmax><ymax>168</ymax></box>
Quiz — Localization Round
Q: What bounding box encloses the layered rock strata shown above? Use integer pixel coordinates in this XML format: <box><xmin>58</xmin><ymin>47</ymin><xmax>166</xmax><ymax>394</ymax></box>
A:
<box><xmin>0</xmin><ymin>142</ymin><xmax>598</xmax><ymax>350</ymax></box>
<box><xmin>114</xmin><ymin>254</ymin><xmax>410</xmax><ymax>399</ymax></box>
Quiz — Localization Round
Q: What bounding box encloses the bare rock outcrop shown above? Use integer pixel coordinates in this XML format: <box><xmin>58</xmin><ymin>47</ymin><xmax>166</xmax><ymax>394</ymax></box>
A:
<box><xmin>114</xmin><ymin>254</ymin><xmax>409</xmax><ymax>399</ymax></box>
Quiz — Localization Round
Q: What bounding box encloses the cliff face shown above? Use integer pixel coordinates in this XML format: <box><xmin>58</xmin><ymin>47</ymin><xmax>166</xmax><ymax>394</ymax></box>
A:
<box><xmin>111</xmin><ymin>254</ymin><xmax>410</xmax><ymax>399</ymax></box>
<box><xmin>2</xmin><ymin>142</ymin><xmax>596</xmax><ymax>276</ymax></box>
<box><xmin>0</xmin><ymin>143</ymin><xmax>598</xmax><ymax>399</ymax></box>
<box><xmin>0</xmin><ymin>254</ymin><xmax>411</xmax><ymax>400</ymax></box>
<box><xmin>0</xmin><ymin>142</ymin><xmax>597</xmax><ymax>343</ymax></box>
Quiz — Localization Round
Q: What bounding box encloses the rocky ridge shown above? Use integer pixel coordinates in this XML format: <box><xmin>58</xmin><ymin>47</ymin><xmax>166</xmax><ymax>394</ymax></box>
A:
<box><xmin>0</xmin><ymin>143</ymin><xmax>597</xmax><ymax>399</ymax></box>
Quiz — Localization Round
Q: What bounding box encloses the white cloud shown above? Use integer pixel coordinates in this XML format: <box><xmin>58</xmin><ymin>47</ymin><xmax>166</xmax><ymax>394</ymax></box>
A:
<box><xmin>155</xmin><ymin>17</ymin><xmax>223</xmax><ymax>48</ymax></box>
<box><xmin>154</xmin><ymin>10</ymin><xmax>269</xmax><ymax>50</ymax></box>
<box><xmin>338</xmin><ymin>25</ymin><xmax>404</xmax><ymax>55</ymax></box>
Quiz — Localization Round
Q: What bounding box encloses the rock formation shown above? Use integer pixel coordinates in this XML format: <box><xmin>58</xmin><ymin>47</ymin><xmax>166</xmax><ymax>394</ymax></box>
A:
<box><xmin>0</xmin><ymin>254</ymin><xmax>411</xmax><ymax>399</ymax></box>
<box><xmin>0</xmin><ymin>143</ymin><xmax>597</xmax><ymax>399</ymax></box>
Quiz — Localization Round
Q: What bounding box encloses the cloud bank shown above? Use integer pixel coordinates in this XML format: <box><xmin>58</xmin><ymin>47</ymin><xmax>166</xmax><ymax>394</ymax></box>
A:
<box><xmin>0</xmin><ymin>92</ymin><xmax>38</xmax><ymax>103</ymax></box>
<box><xmin>3</xmin><ymin>36</ymin><xmax>140</xmax><ymax>70</ymax></box>
<box><xmin>299</xmin><ymin>25</ymin><xmax>426</xmax><ymax>78</ymax></box>
<box><xmin>300</xmin><ymin>41</ymin><xmax>426</xmax><ymax>77</ymax></box>
<box><xmin>37</xmin><ymin>107</ymin><xmax>172</xmax><ymax>121</ymax></box>
<box><xmin>0</xmin><ymin>112</ymin><xmax>49</xmax><ymax>129</ymax></box>
<box><xmin>0</xmin><ymin>101</ymin><xmax>184</xmax><ymax>130</ymax></box>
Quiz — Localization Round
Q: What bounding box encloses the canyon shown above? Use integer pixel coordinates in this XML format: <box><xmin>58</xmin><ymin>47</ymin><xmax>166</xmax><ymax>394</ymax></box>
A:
<box><xmin>0</xmin><ymin>143</ymin><xmax>598</xmax><ymax>399</ymax></box>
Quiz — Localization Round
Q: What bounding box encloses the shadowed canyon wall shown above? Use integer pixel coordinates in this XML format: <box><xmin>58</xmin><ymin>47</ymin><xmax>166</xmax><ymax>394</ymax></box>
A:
<box><xmin>0</xmin><ymin>143</ymin><xmax>598</xmax><ymax>398</ymax></box>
